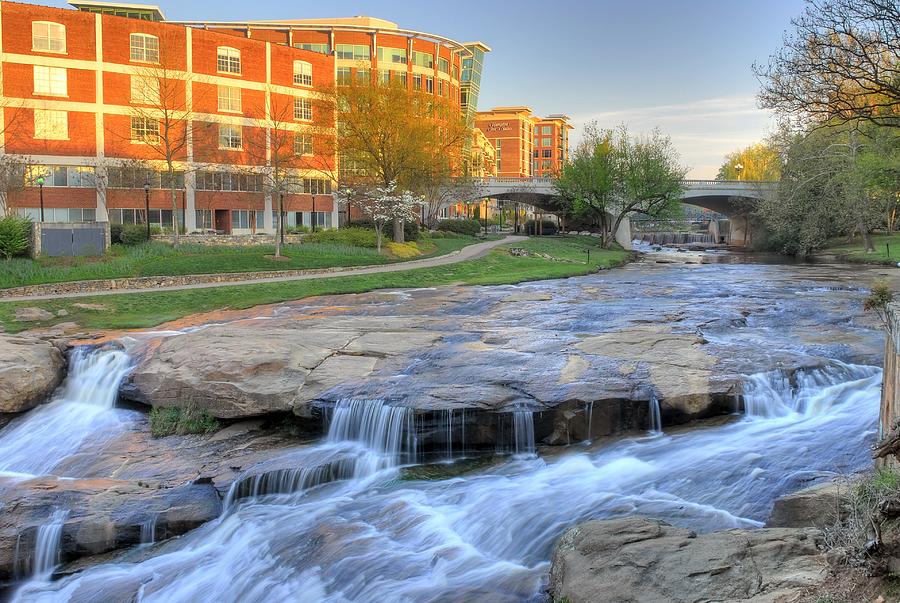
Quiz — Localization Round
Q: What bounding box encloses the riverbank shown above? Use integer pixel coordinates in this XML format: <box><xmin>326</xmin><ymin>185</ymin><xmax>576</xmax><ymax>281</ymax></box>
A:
<box><xmin>817</xmin><ymin>233</ymin><xmax>900</xmax><ymax>265</ymax></box>
<box><xmin>0</xmin><ymin>236</ymin><xmax>630</xmax><ymax>333</ymax></box>
<box><xmin>0</xmin><ymin>234</ymin><xmax>478</xmax><ymax>291</ymax></box>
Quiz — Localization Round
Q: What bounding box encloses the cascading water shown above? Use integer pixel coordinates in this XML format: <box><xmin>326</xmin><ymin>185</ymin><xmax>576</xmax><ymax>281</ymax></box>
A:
<box><xmin>648</xmin><ymin>396</ymin><xmax>662</xmax><ymax>434</ymax></box>
<box><xmin>225</xmin><ymin>398</ymin><xmax>417</xmax><ymax>506</ymax></box>
<box><xmin>31</xmin><ymin>509</ymin><xmax>68</xmax><ymax>579</ymax></box>
<box><xmin>513</xmin><ymin>410</ymin><xmax>536</xmax><ymax>455</ymax></box>
<box><xmin>139</xmin><ymin>518</ymin><xmax>157</xmax><ymax>546</ymax></box>
<box><xmin>0</xmin><ymin>348</ymin><xmax>133</xmax><ymax>477</ymax></box>
<box><xmin>11</xmin><ymin>363</ymin><xmax>882</xmax><ymax>603</ymax></box>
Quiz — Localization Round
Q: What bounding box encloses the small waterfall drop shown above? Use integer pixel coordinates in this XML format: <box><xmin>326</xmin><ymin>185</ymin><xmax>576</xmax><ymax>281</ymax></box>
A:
<box><xmin>226</xmin><ymin>398</ymin><xmax>417</xmax><ymax>506</ymax></box>
<box><xmin>140</xmin><ymin>517</ymin><xmax>157</xmax><ymax>546</ymax></box>
<box><xmin>0</xmin><ymin>347</ymin><xmax>133</xmax><ymax>477</ymax></box>
<box><xmin>649</xmin><ymin>396</ymin><xmax>662</xmax><ymax>435</ymax></box>
<box><xmin>32</xmin><ymin>509</ymin><xmax>68</xmax><ymax>578</ymax></box>
<box><xmin>513</xmin><ymin>410</ymin><xmax>536</xmax><ymax>456</ymax></box>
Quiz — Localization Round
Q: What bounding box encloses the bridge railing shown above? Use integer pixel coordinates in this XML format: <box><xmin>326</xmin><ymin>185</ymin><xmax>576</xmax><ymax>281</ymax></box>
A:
<box><xmin>682</xmin><ymin>179</ymin><xmax>776</xmax><ymax>189</ymax></box>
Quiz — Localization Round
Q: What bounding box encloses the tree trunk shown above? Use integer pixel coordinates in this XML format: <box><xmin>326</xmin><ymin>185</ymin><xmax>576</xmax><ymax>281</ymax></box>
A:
<box><xmin>860</xmin><ymin>219</ymin><xmax>875</xmax><ymax>252</ymax></box>
<box><xmin>393</xmin><ymin>218</ymin><xmax>404</xmax><ymax>244</ymax></box>
<box><xmin>274</xmin><ymin>195</ymin><xmax>282</xmax><ymax>258</ymax></box>
<box><xmin>376</xmin><ymin>225</ymin><xmax>383</xmax><ymax>252</ymax></box>
<box><xmin>168</xmin><ymin>166</ymin><xmax>179</xmax><ymax>247</ymax></box>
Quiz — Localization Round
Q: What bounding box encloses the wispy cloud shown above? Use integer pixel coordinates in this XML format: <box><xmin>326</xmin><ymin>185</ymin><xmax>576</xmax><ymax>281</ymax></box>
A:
<box><xmin>569</xmin><ymin>96</ymin><xmax>775</xmax><ymax>178</ymax></box>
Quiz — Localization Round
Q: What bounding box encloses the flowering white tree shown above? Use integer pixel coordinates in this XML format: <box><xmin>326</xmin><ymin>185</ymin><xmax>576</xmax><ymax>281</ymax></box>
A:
<box><xmin>343</xmin><ymin>182</ymin><xmax>421</xmax><ymax>252</ymax></box>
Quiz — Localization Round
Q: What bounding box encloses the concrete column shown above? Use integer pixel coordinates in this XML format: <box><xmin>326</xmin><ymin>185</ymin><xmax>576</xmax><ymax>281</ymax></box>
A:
<box><xmin>264</xmin><ymin>193</ymin><xmax>274</xmax><ymax>232</ymax></box>
<box><xmin>185</xmin><ymin>170</ymin><xmax>197</xmax><ymax>231</ymax></box>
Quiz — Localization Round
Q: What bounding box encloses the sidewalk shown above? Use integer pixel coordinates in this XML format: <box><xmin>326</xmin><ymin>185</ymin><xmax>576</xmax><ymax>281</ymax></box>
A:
<box><xmin>2</xmin><ymin>236</ymin><xmax>526</xmax><ymax>302</ymax></box>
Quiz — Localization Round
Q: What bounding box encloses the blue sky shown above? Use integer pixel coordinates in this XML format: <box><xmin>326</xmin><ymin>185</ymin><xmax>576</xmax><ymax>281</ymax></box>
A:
<box><xmin>32</xmin><ymin>0</ymin><xmax>805</xmax><ymax>177</ymax></box>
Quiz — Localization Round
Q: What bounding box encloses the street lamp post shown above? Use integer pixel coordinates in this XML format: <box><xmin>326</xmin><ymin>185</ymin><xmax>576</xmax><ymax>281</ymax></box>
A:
<box><xmin>143</xmin><ymin>181</ymin><xmax>151</xmax><ymax>241</ymax></box>
<box><xmin>734</xmin><ymin>162</ymin><xmax>744</xmax><ymax>181</ymax></box>
<box><xmin>37</xmin><ymin>176</ymin><xmax>45</xmax><ymax>222</ymax></box>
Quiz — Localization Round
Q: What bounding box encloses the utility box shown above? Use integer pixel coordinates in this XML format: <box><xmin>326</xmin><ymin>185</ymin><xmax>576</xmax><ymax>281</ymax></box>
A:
<box><xmin>31</xmin><ymin>222</ymin><xmax>110</xmax><ymax>258</ymax></box>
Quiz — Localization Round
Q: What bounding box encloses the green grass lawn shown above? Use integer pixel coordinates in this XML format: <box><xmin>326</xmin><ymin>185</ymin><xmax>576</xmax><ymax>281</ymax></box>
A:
<box><xmin>0</xmin><ymin>236</ymin><xmax>630</xmax><ymax>333</ymax></box>
<box><xmin>0</xmin><ymin>236</ymin><xmax>474</xmax><ymax>290</ymax></box>
<box><xmin>821</xmin><ymin>233</ymin><xmax>900</xmax><ymax>265</ymax></box>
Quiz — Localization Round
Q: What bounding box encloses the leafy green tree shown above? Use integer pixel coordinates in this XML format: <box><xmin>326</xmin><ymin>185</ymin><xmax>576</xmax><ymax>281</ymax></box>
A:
<box><xmin>556</xmin><ymin>123</ymin><xmax>686</xmax><ymax>247</ymax></box>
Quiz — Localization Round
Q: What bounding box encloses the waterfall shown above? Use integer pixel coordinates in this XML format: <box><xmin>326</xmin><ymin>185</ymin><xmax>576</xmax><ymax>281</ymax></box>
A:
<box><xmin>140</xmin><ymin>517</ymin><xmax>157</xmax><ymax>546</ymax></box>
<box><xmin>585</xmin><ymin>401</ymin><xmax>594</xmax><ymax>443</ymax></box>
<box><xmin>513</xmin><ymin>410</ymin><xmax>536</xmax><ymax>455</ymax></box>
<box><xmin>742</xmin><ymin>363</ymin><xmax>881</xmax><ymax>419</ymax></box>
<box><xmin>0</xmin><ymin>347</ymin><xmax>133</xmax><ymax>477</ymax></box>
<box><xmin>649</xmin><ymin>396</ymin><xmax>662</xmax><ymax>434</ymax></box>
<box><xmin>225</xmin><ymin>398</ymin><xmax>418</xmax><ymax>506</ymax></box>
<box><xmin>32</xmin><ymin>509</ymin><xmax>68</xmax><ymax>578</ymax></box>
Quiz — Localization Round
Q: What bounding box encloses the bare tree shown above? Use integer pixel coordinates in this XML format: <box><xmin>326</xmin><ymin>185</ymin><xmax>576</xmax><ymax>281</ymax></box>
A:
<box><xmin>755</xmin><ymin>0</ymin><xmax>900</xmax><ymax>130</ymax></box>
<box><xmin>115</xmin><ymin>34</ymin><xmax>203</xmax><ymax>246</ymax></box>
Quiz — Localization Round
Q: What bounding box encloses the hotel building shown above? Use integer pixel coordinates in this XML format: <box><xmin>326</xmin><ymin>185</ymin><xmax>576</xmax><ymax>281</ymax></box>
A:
<box><xmin>0</xmin><ymin>1</ymin><xmax>490</xmax><ymax>234</ymax></box>
<box><xmin>475</xmin><ymin>106</ymin><xmax>572</xmax><ymax>179</ymax></box>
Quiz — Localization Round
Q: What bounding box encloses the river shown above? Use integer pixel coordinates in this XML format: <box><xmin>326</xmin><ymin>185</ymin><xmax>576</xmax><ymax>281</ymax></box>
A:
<box><xmin>0</xmin><ymin>250</ymin><xmax>891</xmax><ymax>602</ymax></box>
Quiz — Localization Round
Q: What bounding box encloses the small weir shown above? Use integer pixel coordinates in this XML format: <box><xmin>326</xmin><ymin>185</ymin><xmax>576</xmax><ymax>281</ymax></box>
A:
<box><xmin>636</xmin><ymin>232</ymin><xmax>715</xmax><ymax>246</ymax></box>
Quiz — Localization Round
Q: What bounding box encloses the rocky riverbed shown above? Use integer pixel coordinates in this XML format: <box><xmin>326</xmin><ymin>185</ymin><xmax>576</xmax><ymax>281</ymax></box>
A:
<box><xmin>0</xmin><ymin>252</ymin><xmax>894</xmax><ymax>600</ymax></box>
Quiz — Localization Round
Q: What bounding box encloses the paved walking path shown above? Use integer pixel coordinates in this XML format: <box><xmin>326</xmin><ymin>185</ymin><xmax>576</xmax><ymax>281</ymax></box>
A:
<box><xmin>2</xmin><ymin>236</ymin><xmax>526</xmax><ymax>302</ymax></box>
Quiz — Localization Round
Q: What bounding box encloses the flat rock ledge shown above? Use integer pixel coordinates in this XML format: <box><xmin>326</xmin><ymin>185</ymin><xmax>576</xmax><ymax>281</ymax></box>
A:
<box><xmin>0</xmin><ymin>333</ymin><xmax>65</xmax><ymax>414</ymax></box>
<box><xmin>549</xmin><ymin>516</ymin><xmax>826</xmax><ymax>603</ymax></box>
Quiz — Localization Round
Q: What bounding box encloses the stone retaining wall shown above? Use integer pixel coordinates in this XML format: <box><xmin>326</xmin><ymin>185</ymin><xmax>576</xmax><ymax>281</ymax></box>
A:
<box><xmin>1</xmin><ymin>264</ymin><xmax>376</xmax><ymax>298</ymax></box>
<box><xmin>151</xmin><ymin>234</ymin><xmax>305</xmax><ymax>246</ymax></box>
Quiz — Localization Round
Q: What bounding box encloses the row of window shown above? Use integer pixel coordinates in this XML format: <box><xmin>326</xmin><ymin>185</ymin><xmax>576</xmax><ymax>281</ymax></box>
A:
<box><xmin>17</xmin><ymin>207</ymin><xmax>96</xmax><ymax>222</ymax></box>
<box><xmin>336</xmin><ymin>68</ymin><xmax>453</xmax><ymax>97</ymax></box>
<box><xmin>194</xmin><ymin>171</ymin><xmax>331</xmax><ymax>194</ymax></box>
<box><xmin>130</xmin><ymin>117</ymin><xmax>312</xmax><ymax>151</ymax></box>
<box><xmin>532</xmin><ymin>149</ymin><xmax>554</xmax><ymax>158</ymax></box>
<box><xmin>109</xmin><ymin>208</ymin><xmax>175</xmax><ymax>226</ymax></box>
<box><xmin>534</xmin><ymin>137</ymin><xmax>557</xmax><ymax>147</ymax></box>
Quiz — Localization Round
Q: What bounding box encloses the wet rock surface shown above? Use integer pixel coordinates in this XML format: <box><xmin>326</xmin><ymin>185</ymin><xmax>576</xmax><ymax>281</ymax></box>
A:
<box><xmin>0</xmin><ymin>334</ymin><xmax>65</xmax><ymax>413</ymax></box>
<box><xmin>0</xmin><ymin>417</ymin><xmax>311</xmax><ymax>585</ymax></box>
<box><xmin>123</xmin><ymin>261</ymin><xmax>885</xmax><ymax>444</ymax></box>
<box><xmin>549</xmin><ymin>516</ymin><xmax>827</xmax><ymax>603</ymax></box>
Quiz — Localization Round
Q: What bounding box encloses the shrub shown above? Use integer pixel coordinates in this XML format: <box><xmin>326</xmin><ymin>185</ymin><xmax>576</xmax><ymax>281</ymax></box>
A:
<box><xmin>385</xmin><ymin>241</ymin><xmax>421</xmax><ymax>258</ymax></box>
<box><xmin>350</xmin><ymin>219</ymin><xmax>421</xmax><ymax>242</ymax></box>
<box><xmin>149</xmin><ymin>404</ymin><xmax>220</xmax><ymax>437</ymax></box>
<box><xmin>435</xmin><ymin>219</ymin><xmax>482</xmax><ymax>236</ymax></box>
<box><xmin>119</xmin><ymin>224</ymin><xmax>149</xmax><ymax>246</ymax></box>
<box><xmin>0</xmin><ymin>214</ymin><xmax>32</xmax><ymax>259</ymax></box>
<box><xmin>305</xmin><ymin>226</ymin><xmax>377</xmax><ymax>248</ymax></box>
<box><xmin>286</xmin><ymin>225</ymin><xmax>310</xmax><ymax>234</ymax></box>
<box><xmin>524</xmin><ymin>219</ymin><xmax>559</xmax><ymax>236</ymax></box>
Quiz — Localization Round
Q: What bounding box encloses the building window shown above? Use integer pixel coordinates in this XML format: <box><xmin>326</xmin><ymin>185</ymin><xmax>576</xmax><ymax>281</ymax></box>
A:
<box><xmin>376</xmin><ymin>47</ymin><xmax>407</xmax><ymax>64</ymax></box>
<box><xmin>195</xmin><ymin>209</ymin><xmax>213</xmax><ymax>230</ymax></box>
<box><xmin>131</xmin><ymin>116</ymin><xmax>159</xmax><ymax>143</ymax></box>
<box><xmin>231</xmin><ymin>210</ymin><xmax>263</xmax><ymax>230</ymax></box>
<box><xmin>32</xmin><ymin>22</ymin><xmax>66</xmax><ymax>53</ymax></box>
<box><xmin>294</xmin><ymin>97</ymin><xmax>312</xmax><ymax>121</ymax></box>
<box><xmin>295</xmin><ymin>133</ymin><xmax>313</xmax><ymax>156</ymax></box>
<box><xmin>438</xmin><ymin>80</ymin><xmax>444</xmax><ymax>96</ymax></box>
<box><xmin>411</xmin><ymin>51</ymin><xmax>433</xmax><ymax>69</ymax></box>
<box><xmin>335</xmin><ymin>44</ymin><xmax>370</xmax><ymax>60</ymax></box>
<box><xmin>33</xmin><ymin>109</ymin><xmax>68</xmax><ymax>140</ymax></box>
<box><xmin>378</xmin><ymin>70</ymin><xmax>391</xmax><ymax>85</ymax></box>
<box><xmin>542</xmin><ymin>137</ymin><xmax>552</xmax><ymax>147</ymax></box>
<box><xmin>195</xmin><ymin>171</ymin><xmax>262</xmax><ymax>192</ymax></box>
<box><xmin>543</xmin><ymin>149</ymin><xmax>552</xmax><ymax>158</ymax></box>
<box><xmin>130</xmin><ymin>33</ymin><xmax>159</xmax><ymax>62</ymax></box>
<box><xmin>356</xmin><ymin>68</ymin><xmax>370</xmax><ymax>84</ymax></box>
<box><xmin>425</xmin><ymin>76</ymin><xmax>434</xmax><ymax>94</ymax></box>
<box><xmin>217</xmin><ymin>47</ymin><xmax>241</xmax><ymax>74</ymax></box>
<box><xmin>293</xmin><ymin>61</ymin><xmax>312</xmax><ymax>86</ymax></box>
<box><xmin>131</xmin><ymin>75</ymin><xmax>160</xmax><ymax>105</ymax></box>
<box><xmin>25</xmin><ymin>165</ymin><xmax>96</xmax><ymax>188</ymax></box>
<box><xmin>217</xmin><ymin>85</ymin><xmax>242</xmax><ymax>113</ymax></box>
<box><xmin>413</xmin><ymin>74</ymin><xmax>422</xmax><ymax>91</ymax></box>
<box><xmin>336</xmin><ymin>67</ymin><xmax>351</xmax><ymax>86</ymax></box>
<box><xmin>107</xmin><ymin>167</ymin><xmax>182</xmax><ymax>189</ymax></box>
<box><xmin>33</xmin><ymin>65</ymin><xmax>66</xmax><ymax>96</ymax></box>
<box><xmin>19</xmin><ymin>207</ymin><xmax>96</xmax><ymax>222</ymax></box>
<box><xmin>399</xmin><ymin>72</ymin><xmax>407</xmax><ymax>87</ymax></box>
<box><xmin>438</xmin><ymin>57</ymin><xmax>450</xmax><ymax>74</ymax></box>
<box><xmin>218</xmin><ymin>124</ymin><xmax>242</xmax><ymax>149</ymax></box>
<box><xmin>294</xmin><ymin>42</ymin><xmax>329</xmax><ymax>54</ymax></box>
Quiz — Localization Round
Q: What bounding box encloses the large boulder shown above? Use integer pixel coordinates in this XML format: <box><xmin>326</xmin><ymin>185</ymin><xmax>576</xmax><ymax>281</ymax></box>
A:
<box><xmin>549</xmin><ymin>516</ymin><xmax>826</xmax><ymax>603</ymax></box>
<box><xmin>767</xmin><ymin>480</ymin><xmax>847</xmax><ymax>528</ymax></box>
<box><xmin>123</xmin><ymin>318</ymin><xmax>442</xmax><ymax>419</ymax></box>
<box><xmin>0</xmin><ymin>334</ymin><xmax>65</xmax><ymax>413</ymax></box>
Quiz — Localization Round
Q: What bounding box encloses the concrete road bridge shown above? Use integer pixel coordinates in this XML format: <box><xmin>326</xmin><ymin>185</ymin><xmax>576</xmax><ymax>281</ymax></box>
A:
<box><xmin>455</xmin><ymin>177</ymin><xmax>778</xmax><ymax>247</ymax></box>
